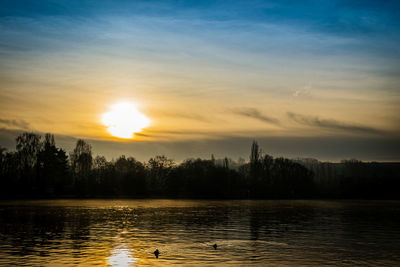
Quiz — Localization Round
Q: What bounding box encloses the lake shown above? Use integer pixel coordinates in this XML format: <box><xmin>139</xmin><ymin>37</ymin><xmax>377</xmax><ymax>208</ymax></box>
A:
<box><xmin>0</xmin><ymin>200</ymin><xmax>399</xmax><ymax>266</ymax></box>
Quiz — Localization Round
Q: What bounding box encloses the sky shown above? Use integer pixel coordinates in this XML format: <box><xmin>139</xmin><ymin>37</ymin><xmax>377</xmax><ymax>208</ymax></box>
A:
<box><xmin>0</xmin><ymin>0</ymin><xmax>399</xmax><ymax>162</ymax></box>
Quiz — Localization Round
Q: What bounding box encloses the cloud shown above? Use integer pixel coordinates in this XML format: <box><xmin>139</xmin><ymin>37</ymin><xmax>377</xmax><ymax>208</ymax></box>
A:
<box><xmin>0</xmin><ymin>119</ymin><xmax>30</xmax><ymax>130</ymax></box>
<box><xmin>287</xmin><ymin>112</ymin><xmax>382</xmax><ymax>135</ymax></box>
<box><xmin>134</xmin><ymin>132</ymin><xmax>151</xmax><ymax>137</ymax></box>
<box><xmin>293</xmin><ymin>85</ymin><xmax>312</xmax><ymax>97</ymax></box>
<box><xmin>159</xmin><ymin>111</ymin><xmax>210</xmax><ymax>123</ymax></box>
<box><xmin>234</xmin><ymin>108</ymin><xmax>279</xmax><ymax>125</ymax></box>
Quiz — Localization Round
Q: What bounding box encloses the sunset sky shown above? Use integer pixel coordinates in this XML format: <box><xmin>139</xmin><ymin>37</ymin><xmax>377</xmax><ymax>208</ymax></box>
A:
<box><xmin>1</xmin><ymin>0</ymin><xmax>399</xmax><ymax>161</ymax></box>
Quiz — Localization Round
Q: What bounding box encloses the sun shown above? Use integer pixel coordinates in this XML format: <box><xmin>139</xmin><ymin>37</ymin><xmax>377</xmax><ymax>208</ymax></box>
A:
<box><xmin>101</xmin><ymin>101</ymin><xmax>150</xmax><ymax>139</ymax></box>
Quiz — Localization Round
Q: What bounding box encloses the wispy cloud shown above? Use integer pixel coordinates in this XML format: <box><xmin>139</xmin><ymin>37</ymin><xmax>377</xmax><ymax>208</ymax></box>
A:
<box><xmin>287</xmin><ymin>112</ymin><xmax>382</xmax><ymax>135</ymax></box>
<box><xmin>156</xmin><ymin>111</ymin><xmax>210</xmax><ymax>123</ymax></box>
<box><xmin>0</xmin><ymin>119</ymin><xmax>30</xmax><ymax>130</ymax></box>
<box><xmin>234</xmin><ymin>108</ymin><xmax>279</xmax><ymax>125</ymax></box>
<box><xmin>293</xmin><ymin>84</ymin><xmax>312</xmax><ymax>97</ymax></box>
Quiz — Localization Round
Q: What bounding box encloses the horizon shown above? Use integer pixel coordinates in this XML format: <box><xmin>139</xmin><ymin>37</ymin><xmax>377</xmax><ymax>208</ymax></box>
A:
<box><xmin>1</xmin><ymin>130</ymin><xmax>400</xmax><ymax>163</ymax></box>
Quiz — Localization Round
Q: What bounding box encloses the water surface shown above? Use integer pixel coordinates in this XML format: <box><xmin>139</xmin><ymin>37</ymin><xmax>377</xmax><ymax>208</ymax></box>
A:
<box><xmin>0</xmin><ymin>200</ymin><xmax>399</xmax><ymax>266</ymax></box>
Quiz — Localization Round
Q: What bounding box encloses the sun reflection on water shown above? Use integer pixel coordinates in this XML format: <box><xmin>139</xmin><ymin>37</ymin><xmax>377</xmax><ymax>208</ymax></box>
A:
<box><xmin>108</xmin><ymin>244</ymin><xmax>136</xmax><ymax>267</ymax></box>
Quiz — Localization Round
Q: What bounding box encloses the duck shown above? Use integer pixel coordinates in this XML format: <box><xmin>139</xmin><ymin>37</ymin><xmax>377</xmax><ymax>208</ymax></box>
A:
<box><xmin>154</xmin><ymin>249</ymin><xmax>160</xmax><ymax>258</ymax></box>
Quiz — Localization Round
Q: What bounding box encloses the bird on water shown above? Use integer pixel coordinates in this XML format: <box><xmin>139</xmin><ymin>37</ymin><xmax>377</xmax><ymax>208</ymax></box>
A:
<box><xmin>154</xmin><ymin>249</ymin><xmax>160</xmax><ymax>258</ymax></box>
<box><xmin>213</xmin><ymin>243</ymin><xmax>218</xmax><ymax>250</ymax></box>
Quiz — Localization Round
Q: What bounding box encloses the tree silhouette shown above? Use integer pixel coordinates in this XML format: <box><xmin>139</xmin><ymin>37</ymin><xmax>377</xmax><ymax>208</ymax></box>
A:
<box><xmin>15</xmin><ymin>132</ymin><xmax>42</xmax><ymax>196</ymax></box>
<box><xmin>0</xmin><ymin>132</ymin><xmax>399</xmax><ymax>199</ymax></box>
<box><xmin>147</xmin><ymin>155</ymin><xmax>175</xmax><ymax>195</ymax></box>
<box><xmin>70</xmin><ymin>139</ymin><xmax>92</xmax><ymax>195</ymax></box>
<box><xmin>37</xmin><ymin>134</ymin><xmax>69</xmax><ymax>196</ymax></box>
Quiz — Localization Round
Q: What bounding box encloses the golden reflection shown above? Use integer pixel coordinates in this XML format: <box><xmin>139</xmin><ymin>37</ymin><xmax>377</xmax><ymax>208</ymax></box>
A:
<box><xmin>108</xmin><ymin>244</ymin><xmax>137</xmax><ymax>266</ymax></box>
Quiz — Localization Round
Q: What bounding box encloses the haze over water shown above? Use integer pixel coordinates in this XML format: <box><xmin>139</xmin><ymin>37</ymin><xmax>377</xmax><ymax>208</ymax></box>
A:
<box><xmin>0</xmin><ymin>200</ymin><xmax>399</xmax><ymax>266</ymax></box>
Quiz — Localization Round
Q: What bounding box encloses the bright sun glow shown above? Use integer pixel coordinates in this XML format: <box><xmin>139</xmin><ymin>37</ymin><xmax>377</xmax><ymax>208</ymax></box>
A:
<box><xmin>108</xmin><ymin>245</ymin><xmax>136</xmax><ymax>266</ymax></box>
<box><xmin>102</xmin><ymin>102</ymin><xmax>150</xmax><ymax>139</ymax></box>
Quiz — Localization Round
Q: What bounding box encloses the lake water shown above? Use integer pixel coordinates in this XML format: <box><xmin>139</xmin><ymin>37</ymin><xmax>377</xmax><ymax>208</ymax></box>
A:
<box><xmin>0</xmin><ymin>200</ymin><xmax>399</xmax><ymax>266</ymax></box>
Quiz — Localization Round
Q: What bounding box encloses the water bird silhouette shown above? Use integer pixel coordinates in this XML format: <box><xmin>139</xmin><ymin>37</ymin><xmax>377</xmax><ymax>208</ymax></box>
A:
<box><xmin>154</xmin><ymin>249</ymin><xmax>160</xmax><ymax>258</ymax></box>
<box><xmin>213</xmin><ymin>243</ymin><xmax>218</xmax><ymax>250</ymax></box>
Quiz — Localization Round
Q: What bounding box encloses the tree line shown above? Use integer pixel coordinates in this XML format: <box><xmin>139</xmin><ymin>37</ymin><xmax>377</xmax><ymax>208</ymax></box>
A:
<box><xmin>0</xmin><ymin>132</ymin><xmax>399</xmax><ymax>199</ymax></box>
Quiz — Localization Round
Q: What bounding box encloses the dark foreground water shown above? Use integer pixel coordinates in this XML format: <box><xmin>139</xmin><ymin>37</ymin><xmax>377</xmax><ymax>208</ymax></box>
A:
<box><xmin>0</xmin><ymin>200</ymin><xmax>399</xmax><ymax>266</ymax></box>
